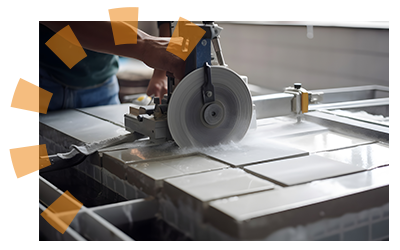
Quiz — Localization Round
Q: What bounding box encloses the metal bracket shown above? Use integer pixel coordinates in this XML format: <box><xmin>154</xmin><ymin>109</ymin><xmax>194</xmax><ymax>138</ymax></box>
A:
<box><xmin>283</xmin><ymin>82</ymin><xmax>324</xmax><ymax>122</ymax></box>
<box><xmin>202</xmin><ymin>62</ymin><xmax>215</xmax><ymax>104</ymax></box>
<box><xmin>202</xmin><ymin>21</ymin><xmax>226</xmax><ymax>66</ymax></box>
<box><xmin>285</xmin><ymin>83</ymin><xmax>307</xmax><ymax>115</ymax></box>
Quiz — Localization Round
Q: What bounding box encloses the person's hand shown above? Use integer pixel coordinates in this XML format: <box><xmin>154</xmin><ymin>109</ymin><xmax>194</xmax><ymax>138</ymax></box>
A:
<box><xmin>146</xmin><ymin>69</ymin><xmax>168</xmax><ymax>102</ymax></box>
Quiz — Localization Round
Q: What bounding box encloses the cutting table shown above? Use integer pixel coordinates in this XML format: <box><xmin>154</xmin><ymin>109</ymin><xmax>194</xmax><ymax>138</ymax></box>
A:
<box><xmin>39</xmin><ymin>21</ymin><xmax>389</xmax><ymax>241</ymax></box>
<box><xmin>39</xmin><ymin>84</ymin><xmax>389</xmax><ymax>241</ymax></box>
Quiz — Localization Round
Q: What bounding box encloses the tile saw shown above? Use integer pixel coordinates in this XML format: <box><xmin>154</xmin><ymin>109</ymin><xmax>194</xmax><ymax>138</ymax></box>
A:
<box><xmin>40</xmin><ymin>21</ymin><xmax>322</xmax><ymax>172</ymax></box>
<box><xmin>124</xmin><ymin>21</ymin><xmax>323</xmax><ymax>147</ymax></box>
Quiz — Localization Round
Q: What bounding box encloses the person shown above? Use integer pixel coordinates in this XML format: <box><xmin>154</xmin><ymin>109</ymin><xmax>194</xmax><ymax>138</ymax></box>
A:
<box><xmin>39</xmin><ymin>21</ymin><xmax>183</xmax><ymax>111</ymax></box>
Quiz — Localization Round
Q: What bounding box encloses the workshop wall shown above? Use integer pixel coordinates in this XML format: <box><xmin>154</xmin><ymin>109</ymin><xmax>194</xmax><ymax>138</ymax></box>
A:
<box><xmin>219</xmin><ymin>23</ymin><xmax>389</xmax><ymax>91</ymax></box>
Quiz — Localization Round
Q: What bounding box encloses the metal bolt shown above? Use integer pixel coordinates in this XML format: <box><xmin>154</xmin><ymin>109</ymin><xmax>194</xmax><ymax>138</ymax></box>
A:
<box><xmin>201</xmin><ymin>39</ymin><xmax>207</xmax><ymax>46</ymax></box>
<box><xmin>206</xmin><ymin>91</ymin><xmax>213</xmax><ymax>97</ymax></box>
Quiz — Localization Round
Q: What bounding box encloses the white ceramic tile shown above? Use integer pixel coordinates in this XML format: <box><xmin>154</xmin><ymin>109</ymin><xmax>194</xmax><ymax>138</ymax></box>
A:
<box><xmin>40</xmin><ymin>109</ymin><xmax>129</xmax><ymax>143</ymax></box>
<box><xmin>270</xmin><ymin>130</ymin><xmax>372</xmax><ymax>153</ymax></box>
<box><xmin>129</xmin><ymin>155</ymin><xmax>228</xmax><ymax>181</ymax></box>
<box><xmin>254</xmin><ymin>116</ymin><xmax>328</xmax><ymax>138</ymax></box>
<box><xmin>209</xmin><ymin>167</ymin><xmax>389</xmax><ymax>222</ymax></box>
<box><xmin>126</xmin><ymin>155</ymin><xmax>229</xmax><ymax>196</ymax></box>
<box><xmin>200</xmin><ymin>139</ymin><xmax>308</xmax><ymax>168</ymax></box>
<box><xmin>77</xmin><ymin>103</ymin><xmax>132</xmax><ymax>126</ymax></box>
<box><xmin>104</xmin><ymin>141</ymin><xmax>180</xmax><ymax>164</ymax></box>
<box><xmin>102</xmin><ymin>142</ymin><xmax>200</xmax><ymax>189</ymax></box>
<box><xmin>317</xmin><ymin>143</ymin><xmax>389</xmax><ymax>170</ymax></box>
<box><xmin>165</xmin><ymin>168</ymin><xmax>274</xmax><ymax>202</ymax></box>
<box><xmin>245</xmin><ymin>155</ymin><xmax>364</xmax><ymax>186</ymax></box>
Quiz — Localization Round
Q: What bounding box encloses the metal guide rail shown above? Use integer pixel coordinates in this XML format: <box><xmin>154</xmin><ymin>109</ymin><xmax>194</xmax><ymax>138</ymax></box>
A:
<box><xmin>39</xmin><ymin>85</ymin><xmax>389</xmax><ymax>241</ymax></box>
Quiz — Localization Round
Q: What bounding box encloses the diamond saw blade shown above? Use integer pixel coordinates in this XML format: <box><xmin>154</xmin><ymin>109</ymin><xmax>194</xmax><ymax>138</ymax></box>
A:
<box><xmin>168</xmin><ymin>66</ymin><xmax>253</xmax><ymax>148</ymax></box>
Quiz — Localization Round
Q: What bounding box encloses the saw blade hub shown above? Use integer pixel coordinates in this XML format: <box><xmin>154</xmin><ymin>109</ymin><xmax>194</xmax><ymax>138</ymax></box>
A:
<box><xmin>202</xmin><ymin>101</ymin><xmax>225</xmax><ymax>127</ymax></box>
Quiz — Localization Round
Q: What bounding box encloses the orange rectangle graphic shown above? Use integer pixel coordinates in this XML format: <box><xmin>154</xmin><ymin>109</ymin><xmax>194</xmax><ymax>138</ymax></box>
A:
<box><xmin>11</xmin><ymin>78</ymin><xmax>53</xmax><ymax>114</ymax></box>
<box><xmin>41</xmin><ymin>191</ymin><xmax>83</xmax><ymax>234</ymax></box>
<box><xmin>109</xmin><ymin>7</ymin><xmax>139</xmax><ymax>45</ymax></box>
<box><xmin>45</xmin><ymin>25</ymin><xmax>87</xmax><ymax>69</ymax></box>
<box><xmin>111</xmin><ymin>21</ymin><xmax>138</xmax><ymax>45</ymax></box>
<box><xmin>10</xmin><ymin>144</ymin><xmax>51</xmax><ymax>178</ymax></box>
<box><xmin>167</xmin><ymin>17</ymin><xmax>206</xmax><ymax>61</ymax></box>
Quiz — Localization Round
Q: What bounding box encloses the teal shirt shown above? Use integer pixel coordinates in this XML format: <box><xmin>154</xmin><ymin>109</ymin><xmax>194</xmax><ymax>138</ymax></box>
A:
<box><xmin>39</xmin><ymin>23</ymin><xmax>119</xmax><ymax>89</ymax></box>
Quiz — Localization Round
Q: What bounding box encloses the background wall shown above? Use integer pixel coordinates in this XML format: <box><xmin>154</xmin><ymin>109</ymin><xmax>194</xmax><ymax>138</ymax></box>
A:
<box><xmin>218</xmin><ymin>23</ymin><xmax>389</xmax><ymax>91</ymax></box>
<box><xmin>134</xmin><ymin>21</ymin><xmax>389</xmax><ymax>92</ymax></box>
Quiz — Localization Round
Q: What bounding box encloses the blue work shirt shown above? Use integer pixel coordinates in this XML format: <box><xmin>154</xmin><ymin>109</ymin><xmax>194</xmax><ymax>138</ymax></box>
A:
<box><xmin>39</xmin><ymin>23</ymin><xmax>119</xmax><ymax>89</ymax></box>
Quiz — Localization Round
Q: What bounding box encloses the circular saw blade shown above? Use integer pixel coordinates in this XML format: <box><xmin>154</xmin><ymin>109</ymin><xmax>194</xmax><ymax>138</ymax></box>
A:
<box><xmin>168</xmin><ymin>66</ymin><xmax>253</xmax><ymax>148</ymax></box>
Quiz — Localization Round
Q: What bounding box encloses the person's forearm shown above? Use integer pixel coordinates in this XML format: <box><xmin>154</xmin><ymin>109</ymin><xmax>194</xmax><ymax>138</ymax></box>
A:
<box><xmin>40</xmin><ymin>21</ymin><xmax>185</xmax><ymax>80</ymax></box>
<box><xmin>40</xmin><ymin>21</ymin><xmax>150</xmax><ymax>61</ymax></box>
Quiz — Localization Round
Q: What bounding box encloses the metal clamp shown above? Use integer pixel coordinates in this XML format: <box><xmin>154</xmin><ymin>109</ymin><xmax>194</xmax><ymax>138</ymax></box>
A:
<box><xmin>284</xmin><ymin>82</ymin><xmax>324</xmax><ymax>122</ymax></box>
<box><xmin>285</xmin><ymin>83</ymin><xmax>308</xmax><ymax>115</ymax></box>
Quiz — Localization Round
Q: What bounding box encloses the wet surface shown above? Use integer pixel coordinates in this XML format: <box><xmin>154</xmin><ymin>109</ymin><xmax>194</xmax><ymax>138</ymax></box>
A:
<box><xmin>270</xmin><ymin>130</ymin><xmax>373</xmax><ymax>153</ymax></box>
<box><xmin>129</xmin><ymin>155</ymin><xmax>228</xmax><ymax>181</ymax></box>
<box><xmin>40</xmin><ymin>109</ymin><xmax>129</xmax><ymax>143</ymax></box>
<box><xmin>209</xmin><ymin>166</ymin><xmax>389</xmax><ymax>221</ymax></box>
<box><xmin>255</xmin><ymin>116</ymin><xmax>328</xmax><ymax>138</ymax></box>
<box><xmin>165</xmin><ymin>168</ymin><xmax>275</xmax><ymax>202</ymax></box>
<box><xmin>317</xmin><ymin>143</ymin><xmax>389</xmax><ymax>170</ymax></box>
<box><xmin>104</xmin><ymin>141</ymin><xmax>182</xmax><ymax>164</ymax></box>
<box><xmin>124</xmin><ymin>155</ymin><xmax>229</xmax><ymax>197</ymax></box>
<box><xmin>245</xmin><ymin>154</ymin><xmax>364</xmax><ymax>186</ymax></box>
<box><xmin>39</xmin><ymin>103</ymin><xmax>389</xmax><ymax>240</ymax></box>
<box><xmin>200</xmin><ymin>139</ymin><xmax>308</xmax><ymax>168</ymax></box>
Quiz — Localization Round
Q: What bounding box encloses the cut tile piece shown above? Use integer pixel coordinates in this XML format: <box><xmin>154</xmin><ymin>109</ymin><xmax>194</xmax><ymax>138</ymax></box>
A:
<box><xmin>200</xmin><ymin>139</ymin><xmax>308</xmax><ymax>168</ymax></box>
<box><xmin>161</xmin><ymin>168</ymin><xmax>275</xmax><ymax>240</ymax></box>
<box><xmin>165</xmin><ymin>168</ymin><xmax>275</xmax><ymax>202</ymax></box>
<box><xmin>245</xmin><ymin>155</ymin><xmax>364</xmax><ymax>186</ymax></box>
<box><xmin>317</xmin><ymin>143</ymin><xmax>389</xmax><ymax>170</ymax></box>
<box><xmin>270</xmin><ymin>130</ymin><xmax>372</xmax><ymax>153</ymax></box>
<box><xmin>127</xmin><ymin>155</ymin><xmax>228</xmax><ymax>196</ymax></box>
